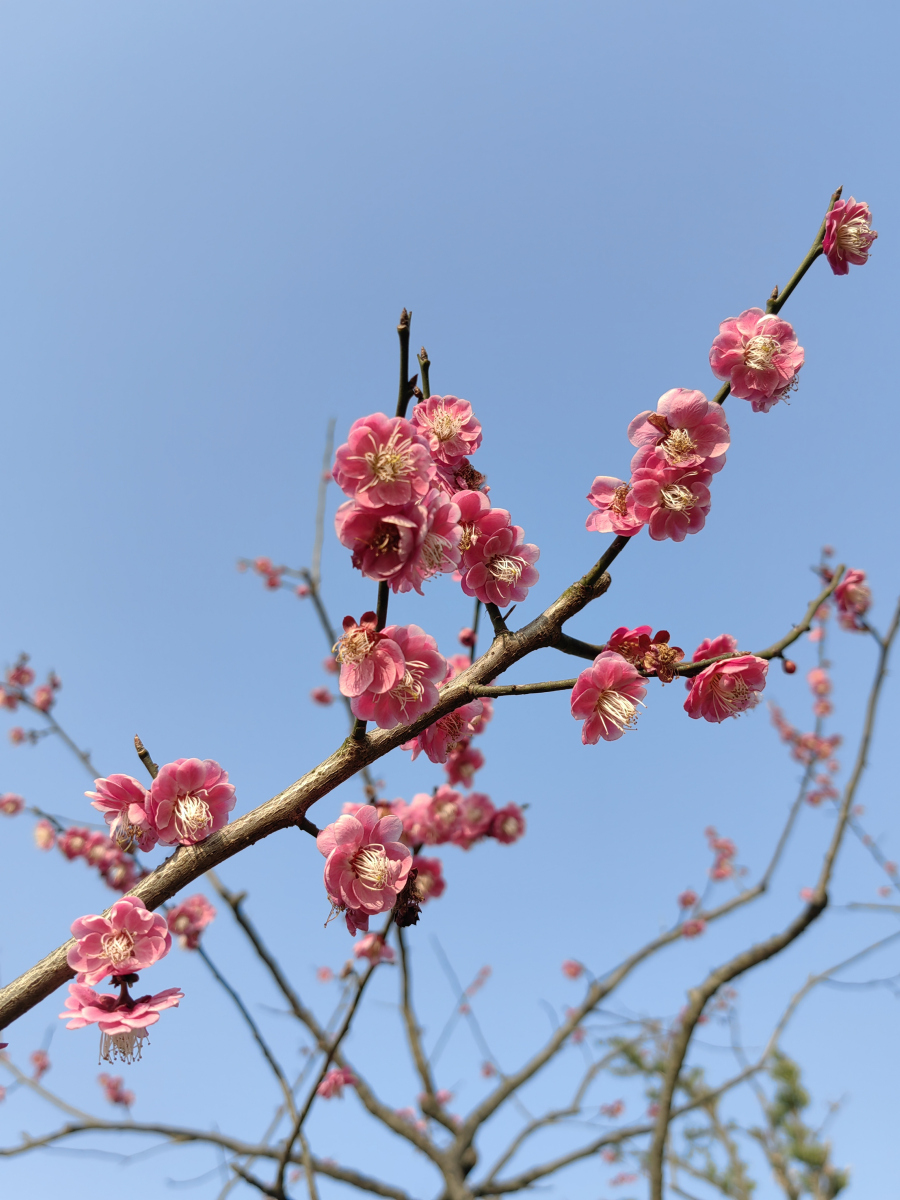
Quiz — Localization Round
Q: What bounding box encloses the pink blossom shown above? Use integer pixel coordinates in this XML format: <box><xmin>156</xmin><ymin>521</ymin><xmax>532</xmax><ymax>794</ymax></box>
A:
<box><xmin>606</xmin><ymin>625</ymin><xmax>653</xmax><ymax>667</ymax></box>
<box><xmin>310</xmin><ymin>687</ymin><xmax>335</xmax><ymax>706</ymax></box>
<box><xmin>397</xmin><ymin>785</ymin><xmax>464</xmax><ymax>846</ymax></box>
<box><xmin>807</xmin><ymin>667</ymin><xmax>831</xmax><ymax>698</ymax></box>
<box><xmin>490</xmin><ymin>803</ymin><xmax>526</xmax><ymax>844</ymax></box>
<box><xmin>459</xmin><ymin>519</ymin><xmax>540</xmax><ymax>607</ymax></box>
<box><xmin>677</xmin><ymin>889</ymin><xmax>698</xmax><ymax>909</ymax></box>
<box><xmin>601</xmin><ymin>1099</ymin><xmax>624</xmax><ymax>1118</ymax></box>
<box><xmin>0</xmin><ymin>688</ymin><xmax>18</xmax><ymax>710</ymax></box>
<box><xmin>433</xmin><ymin>456</ymin><xmax>488</xmax><ymax>497</ymax></box>
<box><xmin>335</xmin><ymin>490</ymin><xmax>461</xmax><ymax>595</ymax></box>
<box><xmin>86</xmin><ymin>774</ymin><xmax>158</xmax><ymax>852</ymax></box>
<box><xmin>59</xmin><ymin>982</ymin><xmax>183</xmax><ymax>1064</ymax></box>
<box><xmin>709</xmin><ymin>308</ymin><xmax>804</xmax><ymax>412</ymax></box>
<box><xmin>878</xmin><ymin>885</ymin><xmax>892</xmax><ymax>898</ymax></box>
<box><xmin>322</xmin><ymin>656</ymin><xmax>339</xmax><ymax>674</ymax></box>
<box><xmin>411</xmin><ymin>395</ymin><xmax>482</xmax><ymax>463</ymax></box>
<box><xmin>316</xmin><ymin>966</ymin><xmax>334</xmax><ymax>983</ymax></box>
<box><xmin>296</xmin><ymin>584</ymin><xmax>310</xmax><ymax>598</ymax></box>
<box><xmin>7</xmin><ymin>661</ymin><xmax>34</xmax><ymax>687</ymax></box>
<box><xmin>834</xmin><ymin>569</ymin><xmax>872</xmax><ymax>631</ymax></box>
<box><xmin>316</xmin><ymin>1067</ymin><xmax>357</xmax><ymax>1099</ymax></box>
<box><xmin>412</xmin><ymin>855</ymin><xmax>446</xmax><ymax>902</ymax></box>
<box><xmin>403</xmin><ymin>699</ymin><xmax>484</xmax><ymax>764</ymax></box>
<box><xmin>0</xmin><ymin>793</ymin><xmax>24</xmax><ymax>816</ymax></box>
<box><xmin>32</xmin><ymin>684</ymin><xmax>54</xmax><ymax>712</ymax></box>
<box><xmin>317</xmin><ymin>805</ymin><xmax>412</xmax><ymax>916</ymax></box>
<box><xmin>396</xmin><ymin>1105</ymin><xmax>428</xmax><ymax>1131</ymax></box>
<box><xmin>335</xmin><ymin>613</ymin><xmax>406</xmax><ymax>698</ymax></box>
<box><xmin>570</xmin><ymin>651</ymin><xmax>648</xmax><ymax>744</ymax></box>
<box><xmin>561</xmin><ymin>960</ymin><xmax>583</xmax><ymax>979</ymax></box>
<box><xmin>481</xmin><ymin>1061</ymin><xmax>496</xmax><ymax>1078</ymax></box>
<box><xmin>454</xmin><ymin>488</ymin><xmax>499</xmax><ymax>557</ymax></box>
<box><xmin>30</xmin><ymin>1049</ymin><xmax>50</xmax><ymax>1080</ymax></box>
<box><xmin>98</xmin><ymin>1073</ymin><xmax>134</xmax><ymax>1107</ymax></box>
<box><xmin>799</xmin><ymin>887</ymin><xmax>814</xmax><ymax>902</ymax></box>
<box><xmin>685</xmin><ymin>655</ymin><xmax>768</xmax><ymax>723</ymax></box>
<box><xmin>98</xmin><ymin>844</ymin><xmax>140</xmax><ymax>893</ymax></box>
<box><xmin>167</xmin><ymin>894</ymin><xmax>216</xmax><ymax>950</ymax></box>
<box><xmin>333</xmin><ymin>412</ymin><xmax>434</xmax><ymax>508</ymax></box>
<box><xmin>8</xmin><ymin>726</ymin><xmax>25</xmax><ymax>745</ymax></box>
<box><xmin>353</xmin><ymin>933</ymin><xmax>395</xmax><ymax>964</ymax></box>
<box><xmin>627</xmin><ymin>389</ymin><xmax>730</xmax><ymax>469</ymax></box>
<box><xmin>34</xmin><ymin>818</ymin><xmax>56</xmax><ymax>850</ymax></box>
<box><xmin>68</xmin><ymin>897</ymin><xmax>171</xmax><ymax>985</ymax></box>
<box><xmin>823</xmin><ymin>197</ymin><xmax>877</xmax><ymax>275</ymax></box>
<box><xmin>350</xmin><ymin>625</ymin><xmax>446</xmax><ymax>729</ymax></box>
<box><xmin>585</xmin><ymin>477</ymin><xmax>645</xmax><ymax>537</ymax></box>
<box><xmin>450</xmin><ymin>792</ymin><xmax>496</xmax><ymax>849</ymax></box>
<box><xmin>611</xmin><ymin>1173</ymin><xmax>638</xmax><ymax>1186</ymax></box>
<box><xmin>631</xmin><ymin>457</ymin><xmax>712</xmax><ymax>542</ymax></box>
<box><xmin>147</xmin><ymin>759</ymin><xmax>235</xmax><ymax>846</ymax></box>
<box><xmin>58</xmin><ymin>827</ymin><xmax>91</xmax><ymax>860</ymax></box>
<box><xmin>690</xmin><ymin>633</ymin><xmax>738</xmax><ymax>665</ymax></box>
<box><xmin>254</xmin><ymin>556</ymin><xmax>274</xmax><ymax>574</ymax></box>
<box><xmin>444</xmin><ymin>741</ymin><xmax>485</xmax><ymax>788</ymax></box>
<box><xmin>681</xmin><ymin>918</ymin><xmax>707</xmax><ymax>938</ymax></box>
<box><xmin>458</xmin><ymin>627</ymin><xmax>476</xmax><ymax>648</ymax></box>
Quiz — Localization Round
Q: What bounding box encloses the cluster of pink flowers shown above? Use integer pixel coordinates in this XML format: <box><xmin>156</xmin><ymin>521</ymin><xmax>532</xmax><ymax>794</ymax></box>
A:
<box><xmin>0</xmin><ymin>655</ymin><xmax>62</xmax><ymax>715</ymax></box>
<box><xmin>705</xmin><ymin>825</ymin><xmax>738</xmax><ymax>881</ymax></box>
<box><xmin>389</xmin><ymin>787</ymin><xmax>525</xmax><ymax>852</ymax></box>
<box><xmin>98</xmin><ymin>1073</ymin><xmax>135</xmax><ymax>1107</ymax></box>
<box><xmin>335</xmin><ymin>615</ymin><xmax>446</xmax><ymax>729</ymax></box>
<box><xmin>46</xmin><ymin>824</ymin><xmax>144</xmax><ymax>892</ymax></box>
<box><xmin>87</xmin><ymin>759</ymin><xmax>235</xmax><ymax>850</ymax></box>
<box><xmin>807</xmin><ymin>666</ymin><xmax>833</xmax><ymax>718</ymax></box>
<box><xmin>316</xmin><ymin>1067</ymin><xmax>357</xmax><ymax>1100</ymax></box>
<box><xmin>167</xmin><ymin>894</ymin><xmax>216</xmax><ymax>950</ymax></box>
<box><xmin>770</xmin><ymin>704</ymin><xmax>842</xmax><ymax>770</ymax></box>
<box><xmin>402</xmin><ymin>653</ymin><xmax>493</xmax><ymax>786</ymax></box>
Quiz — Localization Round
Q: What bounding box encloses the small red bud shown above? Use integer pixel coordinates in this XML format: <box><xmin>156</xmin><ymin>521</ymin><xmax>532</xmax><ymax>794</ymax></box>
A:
<box><xmin>782</xmin><ymin>659</ymin><xmax>797</xmax><ymax>674</ymax></box>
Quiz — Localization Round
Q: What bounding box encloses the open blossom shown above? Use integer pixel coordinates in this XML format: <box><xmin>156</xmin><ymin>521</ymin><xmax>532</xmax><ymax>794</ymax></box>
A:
<box><xmin>7</xmin><ymin>661</ymin><xmax>35</xmax><ymax>687</ymax></box>
<box><xmin>451</xmin><ymin>792</ymin><xmax>496</xmax><ymax>849</ymax></box>
<box><xmin>32</xmin><ymin>684</ymin><xmax>54</xmax><ymax>712</ymax></box>
<box><xmin>350</xmin><ymin>624</ymin><xmax>446</xmax><ymax>728</ymax></box>
<box><xmin>34</xmin><ymin>818</ymin><xmax>56</xmax><ymax>850</ymax></box>
<box><xmin>490</xmin><ymin>803</ymin><xmax>526</xmax><ymax>844</ymax></box>
<box><xmin>411</xmin><ymin>395</ymin><xmax>482</xmax><ymax>463</ymax></box>
<box><xmin>86</xmin><ymin>774</ymin><xmax>158</xmax><ymax>852</ymax></box>
<box><xmin>335</xmin><ymin>612</ymin><xmax>406</xmax><ymax>698</ymax></box>
<box><xmin>412</xmin><ymin>855</ymin><xmax>446</xmax><ymax>902</ymax></box>
<box><xmin>631</xmin><ymin>457</ymin><xmax>712</xmax><ymax>542</ymax></box>
<box><xmin>570</xmin><ymin>651</ymin><xmax>647</xmax><ymax>744</ymax></box>
<box><xmin>824</xmin><ymin>197</ymin><xmax>877</xmax><ymax>275</ymax></box>
<box><xmin>709</xmin><ymin>309</ymin><xmax>804</xmax><ymax>412</ymax></box>
<box><xmin>318</xmin><ymin>805</ymin><xmax>412</xmax><ymax>918</ymax></box>
<box><xmin>445</xmin><ymin>741</ymin><xmax>485</xmax><ymax>788</ymax></box>
<box><xmin>684</xmin><ymin>655</ymin><xmax>768</xmax><ymax>723</ymax></box>
<box><xmin>403</xmin><ymin>699</ymin><xmax>484</xmax><ymax>764</ymax></box>
<box><xmin>0</xmin><ymin>793</ymin><xmax>24</xmax><ymax>816</ymax></box>
<box><xmin>681</xmin><ymin>918</ymin><xmax>707</xmax><ymax>938</ymax></box>
<box><xmin>585</xmin><ymin>477</ymin><xmax>645</xmax><ymax>537</ymax></box>
<box><xmin>333</xmin><ymin>412</ymin><xmax>434</xmax><ymax>508</ymax></box>
<box><xmin>834</xmin><ymin>568</ymin><xmax>872</xmax><ymax>631</ymax></box>
<box><xmin>98</xmin><ymin>1073</ymin><xmax>135</xmax><ymax>1107</ymax></box>
<box><xmin>316</xmin><ymin>1067</ymin><xmax>357</xmax><ymax>1099</ymax></box>
<box><xmin>59</xmin><ymin>826</ymin><xmax>91</xmax><ymax>860</ymax></box>
<box><xmin>59</xmin><ymin>982</ymin><xmax>183</xmax><ymax>1064</ymax></box>
<box><xmin>678</xmin><ymin>889</ymin><xmax>699</xmax><ymax>909</ymax></box>
<box><xmin>67</xmin><ymin>897</ymin><xmax>171</xmax><ymax>985</ymax></box>
<box><xmin>167</xmin><ymin>894</ymin><xmax>216</xmax><ymax>950</ymax></box>
<box><xmin>353</xmin><ymin>933</ymin><xmax>395</xmax><ymax>964</ymax></box>
<box><xmin>147</xmin><ymin>759</ymin><xmax>235</xmax><ymax>846</ymax></box>
<box><xmin>397</xmin><ymin>784</ymin><xmax>465</xmax><ymax>846</ymax></box>
<box><xmin>335</xmin><ymin>490</ymin><xmax>461</xmax><ymax>595</ymax></box>
<box><xmin>627</xmin><ymin>389</ymin><xmax>730</xmax><ymax>469</ymax></box>
<box><xmin>807</xmin><ymin>667</ymin><xmax>832</xmax><ymax>698</ymax></box>
<box><xmin>459</xmin><ymin>520</ymin><xmax>540</xmax><ymax>607</ymax></box>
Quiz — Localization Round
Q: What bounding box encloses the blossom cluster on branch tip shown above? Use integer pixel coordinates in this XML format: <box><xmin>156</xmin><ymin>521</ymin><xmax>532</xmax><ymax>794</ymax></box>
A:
<box><xmin>0</xmin><ymin>654</ymin><xmax>62</xmax><ymax>715</ymax></box>
<box><xmin>823</xmin><ymin>197</ymin><xmax>878</xmax><ymax>275</ymax></box>
<box><xmin>36</xmin><ymin>821</ymin><xmax>144</xmax><ymax>891</ymax></box>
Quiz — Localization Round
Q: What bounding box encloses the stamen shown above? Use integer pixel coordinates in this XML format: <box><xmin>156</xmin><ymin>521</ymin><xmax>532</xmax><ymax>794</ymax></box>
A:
<box><xmin>352</xmin><ymin>845</ymin><xmax>394</xmax><ymax>888</ymax></box>
<box><xmin>174</xmin><ymin>796</ymin><xmax>212</xmax><ymax>841</ymax></box>
<box><xmin>743</xmin><ymin>334</ymin><xmax>780</xmax><ymax>372</ymax></box>
<box><xmin>458</xmin><ymin>523</ymin><xmax>478</xmax><ymax>553</ymax></box>
<box><xmin>101</xmin><ymin>931</ymin><xmax>135</xmax><ymax>967</ymax></box>
<box><xmin>99</xmin><ymin>1029</ymin><xmax>148</xmax><ymax>1065</ymax></box>
<box><xmin>429</xmin><ymin>405</ymin><xmax>465</xmax><ymax>443</ymax></box>
<box><xmin>659</xmin><ymin>484</ymin><xmax>696</xmax><ymax>512</ymax></box>
<box><xmin>593</xmin><ymin>689</ymin><xmax>642</xmax><ymax>736</ymax></box>
<box><xmin>489</xmin><ymin>555</ymin><xmax>525</xmax><ymax>584</ymax></box>
<box><xmin>610</xmin><ymin>484</ymin><xmax>630</xmax><ymax>516</ymax></box>
<box><xmin>837</xmin><ymin>216</ymin><xmax>874</xmax><ymax>254</ymax></box>
<box><xmin>390</xmin><ymin>668</ymin><xmax>425</xmax><ymax>713</ymax></box>
<box><xmin>662</xmin><ymin>428</ymin><xmax>697</xmax><ymax>463</ymax></box>
<box><xmin>421</xmin><ymin>532</ymin><xmax>451</xmax><ymax>573</ymax></box>
<box><xmin>335</xmin><ymin>627</ymin><xmax>374</xmax><ymax>666</ymax></box>
<box><xmin>360</xmin><ymin>430</ymin><xmax>417</xmax><ymax>486</ymax></box>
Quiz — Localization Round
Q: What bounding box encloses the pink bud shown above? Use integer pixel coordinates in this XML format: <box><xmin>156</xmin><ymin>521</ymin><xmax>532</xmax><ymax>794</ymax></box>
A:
<box><xmin>782</xmin><ymin>658</ymin><xmax>797</xmax><ymax>674</ymax></box>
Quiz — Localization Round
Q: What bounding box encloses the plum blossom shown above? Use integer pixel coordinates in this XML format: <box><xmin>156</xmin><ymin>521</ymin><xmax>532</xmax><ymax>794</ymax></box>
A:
<box><xmin>147</xmin><ymin>759</ymin><xmax>235</xmax><ymax>847</ymax></box>
<box><xmin>67</xmin><ymin>897</ymin><xmax>171</xmax><ymax>986</ymax></box>
<box><xmin>459</xmin><ymin>520</ymin><xmax>540</xmax><ymax>607</ymax></box>
<box><xmin>98</xmin><ymin>1073</ymin><xmax>134</xmax><ymax>1107</ymax></box>
<box><xmin>631</xmin><ymin>458</ymin><xmax>712</xmax><ymax>542</ymax></box>
<box><xmin>585</xmin><ymin>477</ymin><xmax>645</xmax><ymax>537</ymax></box>
<box><xmin>34</xmin><ymin>818</ymin><xmax>56</xmax><ymax>850</ymax></box>
<box><xmin>411</xmin><ymin>395</ymin><xmax>482</xmax><ymax>463</ymax></box>
<box><xmin>316</xmin><ymin>1068</ymin><xmax>357</xmax><ymax>1099</ymax></box>
<box><xmin>561</xmin><ymin>960</ymin><xmax>583</xmax><ymax>980</ymax></box>
<box><xmin>642</xmin><ymin>632</ymin><xmax>685</xmax><ymax>683</ymax></box>
<box><xmin>681</xmin><ymin>918</ymin><xmax>707</xmax><ymax>938</ymax></box>
<box><xmin>490</xmin><ymin>803</ymin><xmax>526</xmax><ymax>844</ymax></box>
<box><xmin>0</xmin><ymin>793</ymin><xmax>24</xmax><ymax>816</ymax></box>
<box><xmin>7</xmin><ymin>660</ymin><xmax>34</xmax><ymax>687</ymax></box>
<box><xmin>834</xmin><ymin>568</ymin><xmax>872</xmax><ymax>631</ymax></box>
<box><xmin>32</xmin><ymin>685</ymin><xmax>54</xmax><ymax>712</ymax></box>
<box><xmin>350</xmin><ymin>624</ymin><xmax>446</xmax><ymax>728</ymax></box>
<box><xmin>458</xmin><ymin>626</ymin><xmax>476</xmax><ymax>648</ymax></box>
<box><xmin>167</xmin><ymin>894</ymin><xmax>216</xmax><ymax>950</ymax></box>
<box><xmin>570</xmin><ymin>651</ymin><xmax>648</xmax><ymax>744</ymax></box>
<box><xmin>8</xmin><ymin>727</ymin><xmax>26</xmax><ymax>745</ymax></box>
<box><xmin>335</xmin><ymin>613</ymin><xmax>405</xmax><ymax>698</ymax></box>
<box><xmin>444</xmin><ymin>741</ymin><xmax>485</xmax><ymax>788</ymax></box>
<box><xmin>332</xmin><ymin>412</ymin><xmax>434</xmax><ymax>508</ymax></box>
<box><xmin>403</xmin><ymin>699</ymin><xmax>484</xmax><ymax>764</ymax></box>
<box><xmin>396</xmin><ymin>785</ymin><xmax>465</xmax><ymax>846</ymax></box>
<box><xmin>310</xmin><ymin>687</ymin><xmax>334</xmax><ymax>705</ymax></box>
<box><xmin>59</xmin><ymin>827</ymin><xmax>91</xmax><ymax>860</ymax></box>
<box><xmin>86</xmin><ymin>774</ymin><xmax>158</xmax><ymax>852</ymax></box>
<box><xmin>317</xmin><ymin>805</ymin><xmax>412</xmax><ymax>920</ymax></box>
<box><xmin>709</xmin><ymin>309</ymin><xmax>804</xmax><ymax>412</ymax></box>
<box><xmin>684</xmin><ymin>655</ymin><xmax>768</xmax><ymax>723</ymax></box>
<box><xmin>627</xmin><ymin>389</ymin><xmax>730</xmax><ymax>469</ymax></box>
<box><xmin>823</xmin><ymin>197</ymin><xmax>877</xmax><ymax>275</ymax></box>
<box><xmin>606</xmin><ymin>625</ymin><xmax>653</xmax><ymax>666</ymax></box>
<box><xmin>30</xmin><ymin>1049</ymin><xmax>50</xmax><ymax>1080</ymax></box>
<box><xmin>335</xmin><ymin>490</ymin><xmax>461</xmax><ymax>595</ymax></box>
<box><xmin>678</xmin><ymin>889</ymin><xmax>699</xmax><ymax>909</ymax></box>
<box><xmin>412</xmin><ymin>855</ymin><xmax>446</xmax><ymax>902</ymax></box>
<box><xmin>353</xmin><ymin>933</ymin><xmax>395</xmax><ymax>964</ymax></box>
<box><xmin>690</xmin><ymin>633</ymin><xmax>738</xmax><ymax>668</ymax></box>
<box><xmin>807</xmin><ymin>667</ymin><xmax>832</xmax><ymax>698</ymax></box>
<box><xmin>60</xmin><ymin>982</ymin><xmax>183</xmax><ymax>1064</ymax></box>
<box><xmin>433</xmin><ymin>456</ymin><xmax>488</xmax><ymax>497</ymax></box>
<box><xmin>450</xmin><ymin>792</ymin><xmax>496</xmax><ymax>849</ymax></box>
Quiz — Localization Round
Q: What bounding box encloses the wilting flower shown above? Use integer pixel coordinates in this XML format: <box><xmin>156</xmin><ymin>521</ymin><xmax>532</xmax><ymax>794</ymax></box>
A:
<box><xmin>412</xmin><ymin>855</ymin><xmax>446</xmax><ymax>902</ymax></box>
<box><xmin>627</xmin><ymin>389</ymin><xmax>730</xmax><ymax>469</ymax></box>
<box><xmin>585</xmin><ymin>477</ymin><xmax>645</xmax><ymax>537</ymax></box>
<box><xmin>332</xmin><ymin>412</ymin><xmax>435</xmax><ymax>508</ymax></box>
<box><xmin>353</xmin><ymin>933</ymin><xmax>395</xmax><ymax>964</ymax></box>
<box><xmin>709</xmin><ymin>309</ymin><xmax>804</xmax><ymax>412</ymax></box>
<box><xmin>0</xmin><ymin>793</ymin><xmax>24</xmax><ymax>816</ymax></box>
<box><xmin>34</xmin><ymin>818</ymin><xmax>56</xmax><ymax>850</ymax></box>
<box><xmin>86</xmin><ymin>774</ymin><xmax>158</xmax><ymax>852</ymax></box>
<box><xmin>606</xmin><ymin>625</ymin><xmax>653</xmax><ymax>666</ymax></box>
<box><xmin>350</xmin><ymin>624</ymin><xmax>446</xmax><ymax>728</ymax></box>
<box><xmin>684</xmin><ymin>655</ymin><xmax>768</xmax><ymax>723</ymax></box>
<box><xmin>823</xmin><ymin>197</ymin><xmax>877</xmax><ymax>275</ymax></box>
<box><xmin>167</xmin><ymin>894</ymin><xmax>216</xmax><ymax>950</ymax></box>
<box><xmin>490</xmin><ymin>803</ymin><xmax>526</xmax><ymax>844</ymax></box>
<box><xmin>403</xmin><ymin>699</ymin><xmax>484</xmax><ymax>765</ymax></box>
<box><xmin>411</xmin><ymin>395</ymin><xmax>482</xmax><ymax>463</ymax></box>
<box><xmin>834</xmin><ymin>568</ymin><xmax>872</xmax><ymax>632</ymax></box>
<box><xmin>59</xmin><ymin>982</ymin><xmax>183</xmax><ymax>1064</ymax></box>
<box><xmin>316</xmin><ymin>1067</ymin><xmax>357</xmax><ymax>1099</ymax></box>
<box><xmin>459</xmin><ymin>520</ymin><xmax>540</xmax><ymax>607</ymax></box>
<box><xmin>642</xmin><ymin>632</ymin><xmax>685</xmax><ymax>683</ymax></box>
<box><xmin>67</xmin><ymin>897</ymin><xmax>171</xmax><ymax>985</ymax></box>
<box><xmin>147</xmin><ymin>759</ymin><xmax>235</xmax><ymax>846</ymax></box>
<box><xmin>570</xmin><ymin>651</ymin><xmax>648</xmax><ymax>744</ymax></box>
<box><xmin>318</xmin><ymin>805</ymin><xmax>412</xmax><ymax>918</ymax></box>
<box><xmin>335</xmin><ymin>612</ymin><xmax>406</xmax><ymax>698</ymax></box>
<box><xmin>98</xmin><ymin>1073</ymin><xmax>135</xmax><ymax>1107</ymax></box>
<box><xmin>631</xmin><ymin>458</ymin><xmax>712</xmax><ymax>542</ymax></box>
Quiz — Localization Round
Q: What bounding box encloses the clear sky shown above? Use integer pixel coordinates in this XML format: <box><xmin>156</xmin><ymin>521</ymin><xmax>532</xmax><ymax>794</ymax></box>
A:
<box><xmin>0</xmin><ymin>3</ymin><xmax>898</xmax><ymax>1197</ymax></box>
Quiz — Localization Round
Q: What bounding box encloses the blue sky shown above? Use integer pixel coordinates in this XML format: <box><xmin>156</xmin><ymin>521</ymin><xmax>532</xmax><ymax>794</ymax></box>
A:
<box><xmin>1</xmin><ymin>3</ymin><xmax>898</xmax><ymax>1197</ymax></box>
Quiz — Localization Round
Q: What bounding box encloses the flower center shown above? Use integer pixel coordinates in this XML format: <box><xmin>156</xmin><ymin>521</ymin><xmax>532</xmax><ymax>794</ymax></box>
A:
<box><xmin>421</xmin><ymin>531</ymin><xmax>451</xmax><ymax>573</ymax></box>
<box><xmin>458</xmin><ymin>522</ymin><xmax>478</xmax><ymax>553</ymax></box>
<box><xmin>743</xmin><ymin>334</ymin><xmax>780</xmax><ymax>372</ymax></box>
<box><xmin>336</xmin><ymin>627</ymin><xmax>374</xmax><ymax>666</ymax></box>
<box><xmin>659</xmin><ymin>484</ymin><xmax>696</xmax><ymax>512</ymax></box>
<box><xmin>389</xmin><ymin>666</ymin><xmax>426</xmax><ymax>714</ymax></box>
<box><xmin>710</xmin><ymin>673</ymin><xmax>753</xmax><ymax>713</ymax></box>
<box><xmin>429</xmin><ymin>406</ymin><xmax>465</xmax><ymax>443</ymax></box>
<box><xmin>352</xmin><ymin>845</ymin><xmax>394</xmax><ymax>888</ymax></box>
<box><xmin>662</xmin><ymin>428</ymin><xmax>697</xmax><ymax>463</ymax></box>
<box><xmin>367</xmin><ymin>524</ymin><xmax>401</xmax><ymax>558</ymax></box>
<box><xmin>488</xmin><ymin>555</ymin><xmax>525</xmax><ymax>584</ymax></box>
<box><xmin>837</xmin><ymin>216</ymin><xmax>873</xmax><ymax>254</ymax></box>
<box><xmin>594</xmin><ymin>689</ymin><xmax>640</xmax><ymax>735</ymax></box>
<box><xmin>501</xmin><ymin>817</ymin><xmax>520</xmax><ymax>836</ymax></box>
<box><xmin>362</xmin><ymin>431</ymin><xmax>416</xmax><ymax>485</ymax></box>
<box><xmin>174</xmin><ymin>795</ymin><xmax>212</xmax><ymax>840</ymax></box>
<box><xmin>101</xmin><ymin>930</ymin><xmax>135</xmax><ymax>967</ymax></box>
<box><xmin>100</xmin><ymin>1028</ymin><xmax>149</xmax><ymax>1065</ymax></box>
<box><xmin>114</xmin><ymin>820</ymin><xmax>145</xmax><ymax>852</ymax></box>
<box><xmin>610</xmin><ymin>484</ymin><xmax>630</xmax><ymax>516</ymax></box>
